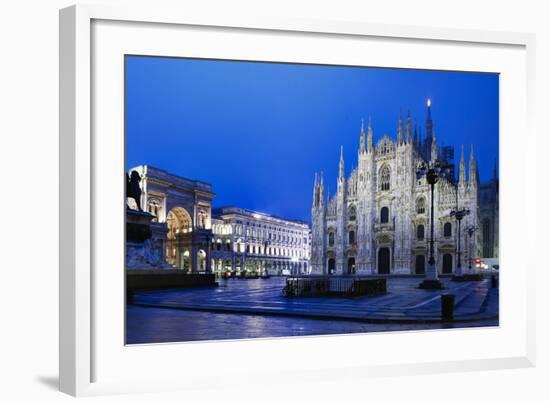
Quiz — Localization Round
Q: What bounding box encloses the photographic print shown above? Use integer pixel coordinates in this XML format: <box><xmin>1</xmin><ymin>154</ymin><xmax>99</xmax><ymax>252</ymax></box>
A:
<box><xmin>124</xmin><ymin>56</ymin><xmax>499</xmax><ymax>345</ymax></box>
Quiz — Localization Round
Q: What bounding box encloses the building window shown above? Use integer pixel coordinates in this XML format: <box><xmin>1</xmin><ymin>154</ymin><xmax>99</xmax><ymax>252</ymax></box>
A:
<box><xmin>380</xmin><ymin>206</ymin><xmax>389</xmax><ymax>224</ymax></box>
<box><xmin>349</xmin><ymin>230</ymin><xmax>355</xmax><ymax>245</ymax></box>
<box><xmin>328</xmin><ymin>258</ymin><xmax>336</xmax><ymax>274</ymax></box>
<box><xmin>416</xmin><ymin>224</ymin><xmax>425</xmax><ymax>240</ymax></box>
<box><xmin>444</xmin><ymin>222</ymin><xmax>452</xmax><ymax>237</ymax></box>
<box><xmin>349</xmin><ymin>205</ymin><xmax>356</xmax><ymax>221</ymax></box>
<box><xmin>416</xmin><ymin>198</ymin><xmax>426</xmax><ymax>214</ymax></box>
<box><xmin>328</xmin><ymin>232</ymin><xmax>335</xmax><ymax>247</ymax></box>
<box><xmin>380</xmin><ymin>166</ymin><xmax>391</xmax><ymax>191</ymax></box>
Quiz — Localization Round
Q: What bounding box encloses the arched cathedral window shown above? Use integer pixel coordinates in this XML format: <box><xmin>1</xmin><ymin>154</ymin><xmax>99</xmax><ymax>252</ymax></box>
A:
<box><xmin>380</xmin><ymin>166</ymin><xmax>391</xmax><ymax>191</ymax></box>
<box><xmin>443</xmin><ymin>222</ymin><xmax>452</xmax><ymax>237</ymax></box>
<box><xmin>349</xmin><ymin>205</ymin><xmax>356</xmax><ymax>221</ymax></box>
<box><xmin>328</xmin><ymin>232</ymin><xmax>335</xmax><ymax>247</ymax></box>
<box><xmin>380</xmin><ymin>207</ymin><xmax>389</xmax><ymax>224</ymax></box>
<box><xmin>416</xmin><ymin>198</ymin><xmax>426</xmax><ymax>214</ymax></box>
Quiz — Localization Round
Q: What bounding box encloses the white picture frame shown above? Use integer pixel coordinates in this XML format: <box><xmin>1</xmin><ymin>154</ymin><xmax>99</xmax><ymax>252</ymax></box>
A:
<box><xmin>59</xmin><ymin>4</ymin><xmax>536</xmax><ymax>397</ymax></box>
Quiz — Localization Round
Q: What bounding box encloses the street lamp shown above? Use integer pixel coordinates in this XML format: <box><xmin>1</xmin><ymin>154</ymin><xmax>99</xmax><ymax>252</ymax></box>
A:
<box><xmin>464</xmin><ymin>224</ymin><xmax>479</xmax><ymax>272</ymax></box>
<box><xmin>450</xmin><ymin>208</ymin><xmax>470</xmax><ymax>279</ymax></box>
<box><xmin>416</xmin><ymin>160</ymin><xmax>445</xmax><ymax>289</ymax></box>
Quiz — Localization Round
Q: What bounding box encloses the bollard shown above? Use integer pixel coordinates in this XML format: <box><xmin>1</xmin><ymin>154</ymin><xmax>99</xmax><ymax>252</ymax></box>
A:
<box><xmin>441</xmin><ymin>294</ymin><xmax>455</xmax><ymax>321</ymax></box>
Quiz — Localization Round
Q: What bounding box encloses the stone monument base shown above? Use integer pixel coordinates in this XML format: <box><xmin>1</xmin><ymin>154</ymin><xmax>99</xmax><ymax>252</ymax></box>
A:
<box><xmin>418</xmin><ymin>279</ymin><xmax>445</xmax><ymax>289</ymax></box>
<box><xmin>127</xmin><ymin>271</ymin><xmax>217</xmax><ymax>303</ymax></box>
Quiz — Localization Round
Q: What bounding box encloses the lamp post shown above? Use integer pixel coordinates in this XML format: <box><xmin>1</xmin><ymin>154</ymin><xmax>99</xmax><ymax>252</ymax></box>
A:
<box><xmin>464</xmin><ymin>225</ymin><xmax>479</xmax><ymax>272</ymax></box>
<box><xmin>450</xmin><ymin>208</ymin><xmax>470</xmax><ymax>280</ymax></box>
<box><xmin>417</xmin><ymin>160</ymin><xmax>445</xmax><ymax>289</ymax></box>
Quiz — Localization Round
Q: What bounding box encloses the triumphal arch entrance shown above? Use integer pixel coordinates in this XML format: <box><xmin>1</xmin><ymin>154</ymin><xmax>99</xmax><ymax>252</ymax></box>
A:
<box><xmin>129</xmin><ymin>165</ymin><xmax>215</xmax><ymax>272</ymax></box>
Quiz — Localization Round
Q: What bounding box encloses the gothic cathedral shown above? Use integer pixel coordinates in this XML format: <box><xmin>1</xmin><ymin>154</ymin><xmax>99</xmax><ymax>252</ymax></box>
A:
<box><xmin>311</xmin><ymin>101</ymin><xmax>480</xmax><ymax>275</ymax></box>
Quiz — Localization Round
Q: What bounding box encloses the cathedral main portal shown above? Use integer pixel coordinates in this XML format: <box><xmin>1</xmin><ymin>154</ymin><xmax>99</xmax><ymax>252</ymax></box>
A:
<box><xmin>378</xmin><ymin>248</ymin><xmax>390</xmax><ymax>274</ymax></box>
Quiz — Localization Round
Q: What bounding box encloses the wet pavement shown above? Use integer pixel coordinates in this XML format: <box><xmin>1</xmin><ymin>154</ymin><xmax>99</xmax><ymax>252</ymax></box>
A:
<box><xmin>127</xmin><ymin>276</ymin><xmax>499</xmax><ymax>344</ymax></box>
<box><xmin>126</xmin><ymin>305</ymin><xmax>498</xmax><ymax>344</ymax></box>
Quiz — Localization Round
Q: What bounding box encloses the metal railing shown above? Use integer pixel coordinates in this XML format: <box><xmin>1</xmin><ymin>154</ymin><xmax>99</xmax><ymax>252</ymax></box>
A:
<box><xmin>283</xmin><ymin>276</ymin><xmax>386</xmax><ymax>297</ymax></box>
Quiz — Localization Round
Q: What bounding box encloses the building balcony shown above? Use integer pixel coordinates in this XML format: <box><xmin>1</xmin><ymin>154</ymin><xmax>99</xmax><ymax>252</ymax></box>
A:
<box><xmin>374</xmin><ymin>219</ymin><xmax>395</xmax><ymax>232</ymax></box>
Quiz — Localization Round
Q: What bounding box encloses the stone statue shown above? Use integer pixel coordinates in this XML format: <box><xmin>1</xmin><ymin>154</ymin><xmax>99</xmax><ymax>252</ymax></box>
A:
<box><xmin>127</xmin><ymin>238</ymin><xmax>165</xmax><ymax>269</ymax></box>
<box><xmin>126</xmin><ymin>171</ymin><xmax>142</xmax><ymax>211</ymax></box>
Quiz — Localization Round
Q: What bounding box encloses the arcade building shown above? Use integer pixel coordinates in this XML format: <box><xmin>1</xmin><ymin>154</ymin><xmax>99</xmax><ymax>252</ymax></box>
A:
<box><xmin>126</xmin><ymin>165</ymin><xmax>311</xmax><ymax>275</ymax></box>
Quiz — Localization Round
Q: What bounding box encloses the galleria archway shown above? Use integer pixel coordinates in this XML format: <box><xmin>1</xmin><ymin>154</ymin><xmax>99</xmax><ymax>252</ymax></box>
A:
<box><xmin>166</xmin><ymin>207</ymin><xmax>193</xmax><ymax>268</ymax></box>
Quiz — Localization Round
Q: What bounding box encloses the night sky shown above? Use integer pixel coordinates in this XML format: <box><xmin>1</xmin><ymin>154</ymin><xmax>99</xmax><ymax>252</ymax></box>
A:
<box><xmin>125</xmin><ymin>56</ymin><xmax>499</xmax><ymax>223</ymax></box>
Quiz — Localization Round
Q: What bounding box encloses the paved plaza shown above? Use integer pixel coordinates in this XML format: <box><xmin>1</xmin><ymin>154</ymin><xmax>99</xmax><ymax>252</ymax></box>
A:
<box><xmin>127</xmin><ymin>276</ymin><xmax>498</xmax><ymax>344</ymax></box>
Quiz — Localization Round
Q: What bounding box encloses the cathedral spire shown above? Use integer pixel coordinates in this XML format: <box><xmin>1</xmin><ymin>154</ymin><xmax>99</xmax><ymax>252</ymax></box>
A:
<box><xmin>312</xmin><ymin>172</ymin><xmax>318</xmax><ymax>207</ymax></box>
<box><xmin>426</xmin><ymin>98</ymin><xmax>433</xmax><ymax>138</ymax></box>
<box><xmin>469</xmin><ymin>144</ymin><xmax>477</xmax><ymax>185</ymax></box>
<box><xmin>367</xmin><ymin>117</ymin><xmax>373</xmax><ymax>153</ymax></box>
<box><xmin>425</xmin><ymin>98</ymin><xmax>434</xmax><ymax>159</ymax></box>
<box><xmin>430</xmin><ymin>127</ymin><xmax>438</xmax><ymax>162</ymax></box>
<box><xmin>418</xmin><ymin>127</ymin><xmax>423</xmax><ymax>155</ymax></box>
<box><xmin>458</xmin><ymin>144</ymin><xmax>466</xmax><ymax>186</ymax></box>
<box><xmin>397</xmin><ymin>110</ymin><xmax>403</xmax><ymax>145</ymax></box>
<box><xmin>406</xmin><ymin>109</ymin><xmax>412</xmax><ymax>144</ymax></box>
<box><xmin>339</xmin><ymin>146</ymin><xmax>345</xmax><ymax>180</ymax></box>
<box><xmin>359</xmin><ymin>118</ymin><xmax>366</xmax><ymax>153</ymax></box>
<box><xmin>319</xmin><ymin>171</ymin><xmax>325</xmax><ymax>206</ymax></box>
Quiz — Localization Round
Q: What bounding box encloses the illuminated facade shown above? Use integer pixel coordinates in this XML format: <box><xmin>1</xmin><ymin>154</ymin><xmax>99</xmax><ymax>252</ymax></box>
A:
<box><xmin>211</xmin><ymin>207</ymin><xmax>311</xmax><ymax>275</ymax></box>
<box><xmin>127</xmin><ymin>166</ymin><xmax>311</xmax><ymax>275</ymax></box>
<box><xmin>311</xmin><ymin>101</ymin><xmax>481</xmax><ymax>275</ymax></box>
<box><xmin>129</xmin><ymin>165</ymin><xmax>215</xmax><ymax>272</ymax></box>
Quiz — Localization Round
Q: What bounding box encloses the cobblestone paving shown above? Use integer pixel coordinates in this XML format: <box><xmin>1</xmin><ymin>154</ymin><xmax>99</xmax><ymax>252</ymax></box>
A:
<box><xmin>131</xmin><ymin>276</ymin><xmax>498</xmax><ymax>322</ymax></box>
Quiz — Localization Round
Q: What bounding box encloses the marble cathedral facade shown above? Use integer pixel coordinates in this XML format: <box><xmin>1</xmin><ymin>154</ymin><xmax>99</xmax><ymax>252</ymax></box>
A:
<box><xmin>310</xmin><ymin>101</ymin><xmax>480</xmax><ymax>275</ymax></box>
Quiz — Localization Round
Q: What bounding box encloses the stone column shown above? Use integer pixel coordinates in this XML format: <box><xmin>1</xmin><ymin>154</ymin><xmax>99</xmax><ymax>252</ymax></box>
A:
<box><xmin>191</xmin><ymin>238</ymin><xmax>198</xmax><ymax>272</ymax></box>
<box><xmin>205</xmin><ymin>241</ymin><xmax>212</xmax><ymax>273</ymax></box>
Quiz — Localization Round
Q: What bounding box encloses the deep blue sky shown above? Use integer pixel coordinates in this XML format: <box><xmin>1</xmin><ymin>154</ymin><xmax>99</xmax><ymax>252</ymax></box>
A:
<box><xmin>126</xmin><ymin>56</ymin><xmax>499</xmax><ymax>223</ymax></box>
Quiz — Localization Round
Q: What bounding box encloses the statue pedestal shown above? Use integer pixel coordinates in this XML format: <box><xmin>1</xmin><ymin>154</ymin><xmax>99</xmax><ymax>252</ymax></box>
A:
<box><xmin>126</xmin><ymin>209</ymin><xmax>171</xmax><ymax>270</ymax></box>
